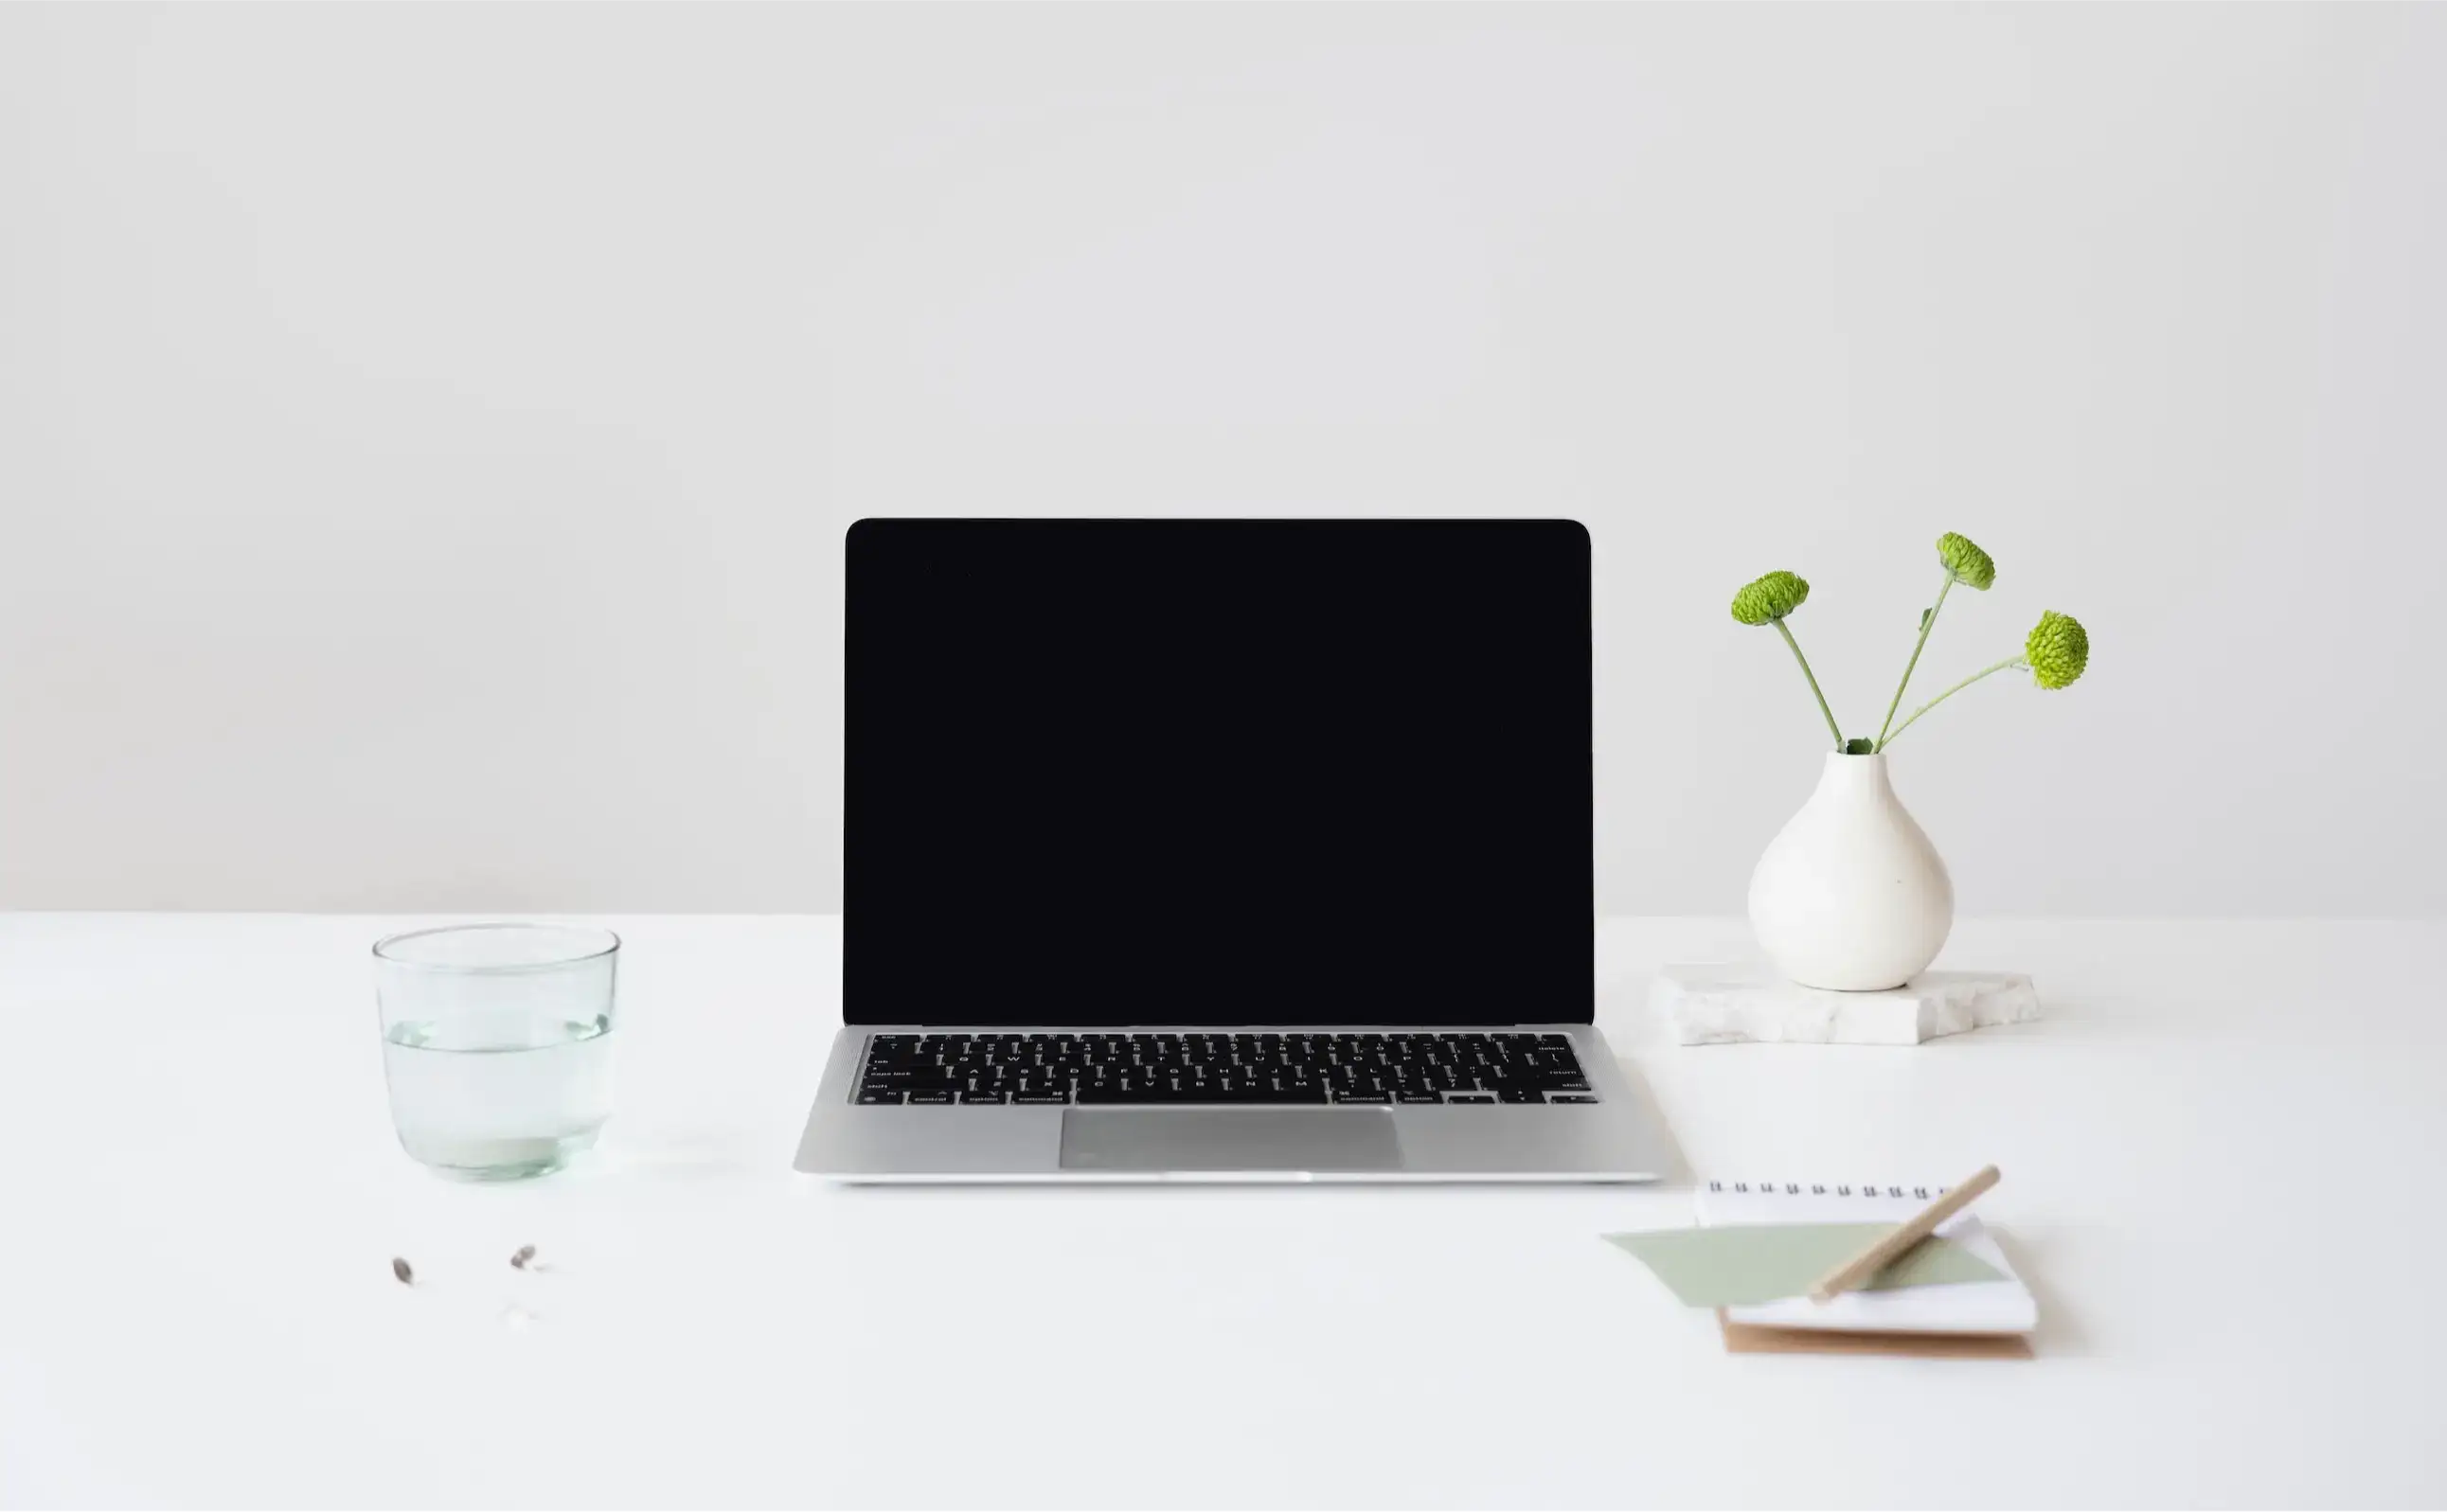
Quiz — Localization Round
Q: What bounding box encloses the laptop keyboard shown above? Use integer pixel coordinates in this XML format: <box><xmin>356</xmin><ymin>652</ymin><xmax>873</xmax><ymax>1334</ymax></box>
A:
<box><xmin>853</xmin><ymin>1031</ymin><xmax>1597</xmax><ymax>1106</ymax></box>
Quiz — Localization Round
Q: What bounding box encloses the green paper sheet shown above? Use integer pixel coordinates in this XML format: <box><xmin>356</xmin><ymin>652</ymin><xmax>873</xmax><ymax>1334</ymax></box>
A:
<box><xmin>1602</xmin><ymin>1223</ymin><xmax>2003</xmax><ymax>1307</ymax></box>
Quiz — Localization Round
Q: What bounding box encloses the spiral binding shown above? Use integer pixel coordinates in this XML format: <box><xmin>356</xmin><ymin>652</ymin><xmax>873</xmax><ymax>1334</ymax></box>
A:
<box><xmin>1705</xmin><ymin>1180</ymin><xmax>1946</xmax><ymax>1200</ymax></box>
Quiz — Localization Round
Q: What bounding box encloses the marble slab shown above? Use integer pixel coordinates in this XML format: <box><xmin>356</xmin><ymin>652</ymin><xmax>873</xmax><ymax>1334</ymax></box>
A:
<box><xmin>1652</xmin><ymin>965</ymin><xmax>2041</xmax><ymax>1046</ymax></box>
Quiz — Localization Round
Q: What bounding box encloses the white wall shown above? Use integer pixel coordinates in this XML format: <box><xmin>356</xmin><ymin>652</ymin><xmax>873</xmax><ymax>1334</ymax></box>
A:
<box><xmin>3</xmin><ymin>4</ymin><xmax>2440</xmax><ymax>916</ymax></box>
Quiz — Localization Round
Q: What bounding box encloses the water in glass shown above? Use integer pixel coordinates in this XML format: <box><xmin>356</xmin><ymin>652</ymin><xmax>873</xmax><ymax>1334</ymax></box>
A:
<box><xmin>372</xmin><ymin>923</ymin><xmax>619</xmax><ymax>1180</ymax></box>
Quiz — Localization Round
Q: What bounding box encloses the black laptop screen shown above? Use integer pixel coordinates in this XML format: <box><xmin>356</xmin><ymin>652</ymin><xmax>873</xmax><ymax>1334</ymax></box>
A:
<box><xmin>844</xmin><ymin>519</ymin><xmax>1593</xmax><ymax>1027</ymax></box>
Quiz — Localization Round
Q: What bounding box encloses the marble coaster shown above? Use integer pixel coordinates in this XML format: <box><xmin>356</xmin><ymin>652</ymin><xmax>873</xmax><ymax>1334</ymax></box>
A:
<box><xmin>1652</xmin><ymin>965</ymin><xmax>2041</xmax><ymax>1046</ymax></box>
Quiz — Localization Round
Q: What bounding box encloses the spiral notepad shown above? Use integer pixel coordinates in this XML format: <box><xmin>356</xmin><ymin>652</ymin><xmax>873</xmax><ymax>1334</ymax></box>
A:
<box><xmin>1698</xmin><ymin>1179</ymin><xmax>2038</xmax><ymax>1338</ymax></box>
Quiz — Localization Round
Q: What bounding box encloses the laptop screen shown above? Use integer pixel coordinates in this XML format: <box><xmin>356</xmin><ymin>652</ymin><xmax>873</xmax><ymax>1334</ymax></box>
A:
<box><xmin>844</xmin><ymin>519</ymin><xmax>1593</xmax><ymax>1027</ymax></box>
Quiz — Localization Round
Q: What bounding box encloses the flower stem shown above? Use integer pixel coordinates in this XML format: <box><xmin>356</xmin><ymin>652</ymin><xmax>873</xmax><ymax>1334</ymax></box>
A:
<box><xmin>1876</xmin><ymin>571</ymin><xmax>1953</xmax><ymax>748</ymax></box>
<box><xmin>1875</xmin><ymin>656</ymin><xmax>2023</xmax><ymax>751</ymax></box>
<box><xmin>1773</xmin><ymin>617</ymin><xmax>1847</xmax><ymax>751</ymax></box>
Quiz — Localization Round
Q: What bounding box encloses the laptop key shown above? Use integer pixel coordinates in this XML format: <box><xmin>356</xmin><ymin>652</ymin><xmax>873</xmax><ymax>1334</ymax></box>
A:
<box><xmin>1550</xmin><ymin>1094</ymin><xmax>1599</xmax><ymax>1104</ymax></box>
<box><xmin>905</xmin><ymin>1089</ymin><xmax>956</xmax><ymax>1104</ymax></box>
<box><xmin>1445</xmin><ymin>1094</ymin><xmax>1495</xmax><ymax>1104</ymax></box>
<box><xmin>1331</xmin><ymin>1090</ymin><xmax>1392</xmax><ymax>1104</ymax></box>
<box><xmin>1394</xmin><ymin>1091</ymin><xmax>1441</xmax><ymax>1104</ymax></box>
<box><xmin>1497</xmin><ymin>1089</ymin><xmax>1545</xmax><ymax>1103</ymax></box>
<box><xmin>960</xmin><ymin>1090</ymin><xmax>1007</xmax><ymax>1104</ymax></box>
<box><xmin>857</xmin><ymin>1089</ymin><xmax>904</xmax><ymax>1105</ymax></box>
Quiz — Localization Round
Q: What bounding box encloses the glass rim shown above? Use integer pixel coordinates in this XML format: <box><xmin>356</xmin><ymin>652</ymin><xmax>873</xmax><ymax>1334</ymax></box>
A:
<box><xmin>371</xmin><ymin>922</ymin><xmax>622</xmax><ymax>973</ymax></box>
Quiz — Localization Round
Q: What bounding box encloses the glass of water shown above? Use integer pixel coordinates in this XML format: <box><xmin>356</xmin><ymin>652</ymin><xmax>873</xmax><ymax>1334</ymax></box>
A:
<box><xmin>373</xmin><ymin>924</ymin><xmax>620</xmax><ymax>1180</ymax></box>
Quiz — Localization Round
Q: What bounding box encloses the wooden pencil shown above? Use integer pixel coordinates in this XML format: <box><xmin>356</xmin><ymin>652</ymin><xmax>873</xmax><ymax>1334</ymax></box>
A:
<box><xmin>1809</xmin><ymin>1165</ymin><xmax>2002</xmax><ymax>1303</ymax></box>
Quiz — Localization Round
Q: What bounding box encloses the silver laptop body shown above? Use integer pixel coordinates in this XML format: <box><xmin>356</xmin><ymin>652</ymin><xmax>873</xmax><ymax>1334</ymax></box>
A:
<box><xmin>798</xmin><ymin>1021</ymin><xmax>1666</xmax><ymax>1182</ymax></box>
<box><xmin>795</xmin><ymin>519</ymin><xmax>1671</xmax><ymax>1183</ymax></box>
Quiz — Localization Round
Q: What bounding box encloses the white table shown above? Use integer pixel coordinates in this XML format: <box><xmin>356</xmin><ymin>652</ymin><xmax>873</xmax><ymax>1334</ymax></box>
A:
<box><xmin>4</xmin><ymin>915</ymin><xmax>2441</xmax><ymax>1507</ymax></box>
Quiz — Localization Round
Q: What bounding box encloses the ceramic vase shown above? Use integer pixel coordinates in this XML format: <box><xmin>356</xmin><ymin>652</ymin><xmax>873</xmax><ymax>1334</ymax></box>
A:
<box><xmin>1747</xmin><ymin>752</ymin><xmax>1953</xmax><ymax>990</ymax></box>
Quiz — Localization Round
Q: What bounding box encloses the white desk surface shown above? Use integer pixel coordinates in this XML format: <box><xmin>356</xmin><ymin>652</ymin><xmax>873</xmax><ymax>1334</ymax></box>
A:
<box><xmin>4</xmin><ymin>914</ymin><xmax>2442</xmax><ymax>1508</ymax></box>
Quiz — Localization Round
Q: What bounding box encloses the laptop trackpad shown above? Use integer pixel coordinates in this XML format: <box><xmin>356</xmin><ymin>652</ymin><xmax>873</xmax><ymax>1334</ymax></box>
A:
<box><xmin>1059</xmin><ymin>1108</ymin><xmax>1403</xmax><ymax>1173</ymax></box>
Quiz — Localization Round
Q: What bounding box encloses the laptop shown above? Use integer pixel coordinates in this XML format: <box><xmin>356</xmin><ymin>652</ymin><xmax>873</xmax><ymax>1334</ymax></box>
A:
<box><xmin>795</xmin><ymin>518</ymin><xmax>1671</xmax><ymax>1182</ymax></box>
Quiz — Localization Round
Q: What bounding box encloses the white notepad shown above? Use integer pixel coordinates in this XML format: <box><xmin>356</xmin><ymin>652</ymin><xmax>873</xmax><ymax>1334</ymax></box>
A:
<box><xmin>1697</xmin><ymin>1179</ymin><xmax>2038</xmax><ymax>1335</ymax></box>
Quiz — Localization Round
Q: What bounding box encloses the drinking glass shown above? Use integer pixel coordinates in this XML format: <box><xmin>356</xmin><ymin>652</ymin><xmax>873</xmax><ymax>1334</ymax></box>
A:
<box><xmin>372</xmin><ymin>924</ymin><xmax>620</xmax><ymax>1180</ymax></box>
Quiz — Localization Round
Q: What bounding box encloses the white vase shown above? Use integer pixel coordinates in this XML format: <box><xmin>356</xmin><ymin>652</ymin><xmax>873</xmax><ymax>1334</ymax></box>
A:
<box><xmin>1747</xmin><ymin>752</ymin><xmax>1954</xmax><ymax>991</ymax></box>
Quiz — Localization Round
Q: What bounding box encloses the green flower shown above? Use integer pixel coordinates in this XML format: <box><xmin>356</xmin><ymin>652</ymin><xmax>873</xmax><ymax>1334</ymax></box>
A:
<box><xmin>1731</xmin><ymin>568</ymin><xmax>1846</xmax><ymax>747</ymax></box>
<box><xmin>1730</xmin><ymin>570</ymin><xmax>1811</xmax><ymax>626</ymax></box>
<box><xmin>2025</xmin><ymin>610</ymin><xmax>2088</xmax><ymax>689</ymax></box>
<box><xmin>1936</xmin><ymin>532</ymin><xmax>1996</xmax><ymax>591</ymax></box>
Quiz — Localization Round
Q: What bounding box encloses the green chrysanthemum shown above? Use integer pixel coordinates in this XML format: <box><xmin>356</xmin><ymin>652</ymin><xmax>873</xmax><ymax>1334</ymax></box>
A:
<box><xmin>1730</xmin><ymin>570</ymin><xmax>1811</xmax><ymax>626</ymax></box>
<box><xmin>1936</xmin><ymin>532</ymin><xmax>1996</xmax><ymax>591</ymax></box>
<box><xmin>1730</xmin><ymin>568</ymin><xmax>1846</xmax><ymax>748</ymax></box>
<box><xmin>2025</xmin><ymin>610</ymin><xmax>2088</xmax><ymax>689</ymax></box>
